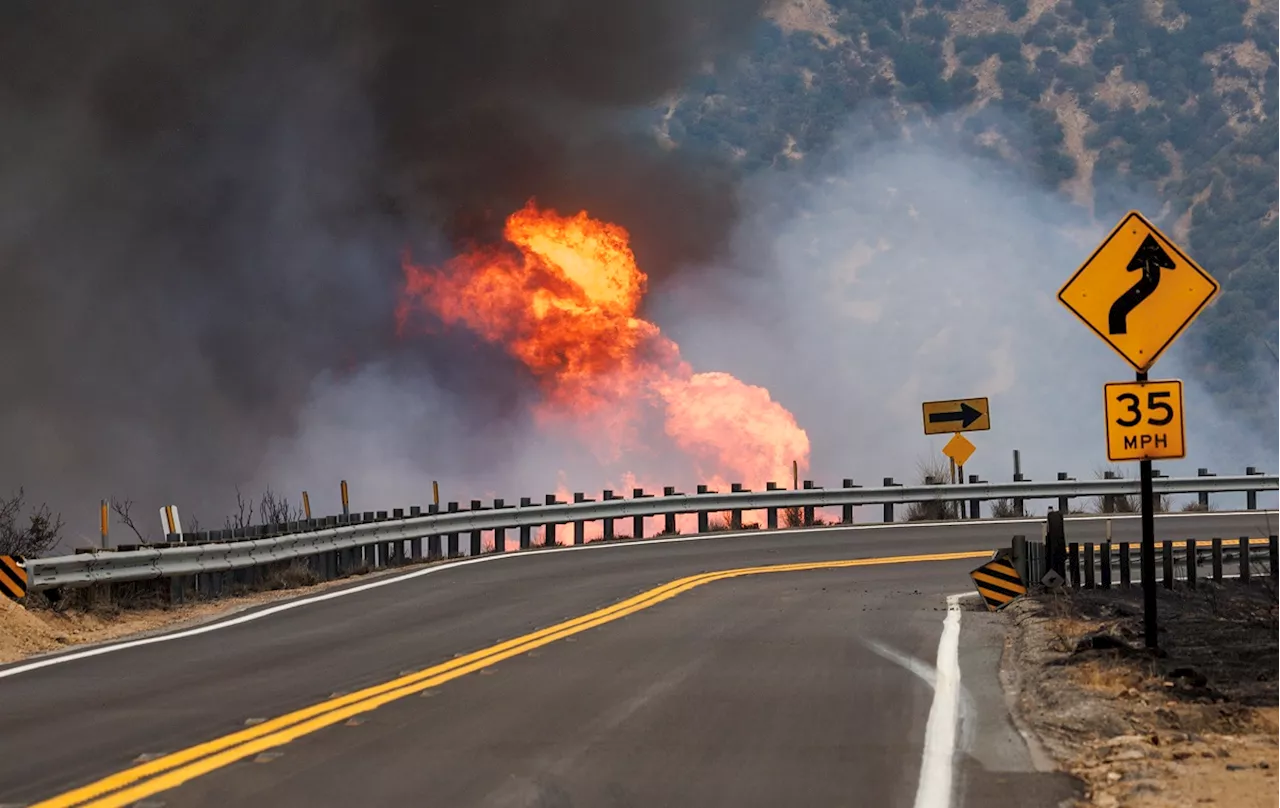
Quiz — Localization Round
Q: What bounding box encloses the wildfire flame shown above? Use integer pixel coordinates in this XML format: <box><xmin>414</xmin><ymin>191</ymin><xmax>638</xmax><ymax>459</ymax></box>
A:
<box><xmin>397</xmin><ymin>200</ymin><xmax>810</xmax><ymax>500</ymax></box>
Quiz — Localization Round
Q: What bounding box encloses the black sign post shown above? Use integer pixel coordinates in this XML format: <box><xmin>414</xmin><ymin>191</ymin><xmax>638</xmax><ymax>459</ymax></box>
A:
<box><xmin>1136</xmin><ymin>373</ymin><xmax>1158</xmax><ymax>647</ymax></box>
<box><xmin>1057</xmin><ymin>210</ymin><xmax>1223</xmax><ymax>653</ymax></box>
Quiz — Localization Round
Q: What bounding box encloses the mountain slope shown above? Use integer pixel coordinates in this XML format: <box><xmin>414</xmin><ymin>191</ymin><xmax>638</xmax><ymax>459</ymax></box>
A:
<box><xmin>658</xmin><ymin>0</ymin><xmax>1277</xmax><ymax>439</ymax></box>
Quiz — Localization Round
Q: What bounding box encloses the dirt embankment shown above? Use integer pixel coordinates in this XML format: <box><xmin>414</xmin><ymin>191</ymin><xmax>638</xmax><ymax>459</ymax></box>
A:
<box><xmin>1004</xmin><ymin>583</ymin><xmax>1278</xmax><ymax>808</ymax></box>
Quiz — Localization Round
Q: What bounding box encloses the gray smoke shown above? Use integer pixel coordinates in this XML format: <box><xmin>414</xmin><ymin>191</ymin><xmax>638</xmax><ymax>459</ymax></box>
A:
<box><xmin>651</xmin><ymin>109</ymin><xmax>1279</xmax><ymax>515</ymax></box>
<box><xmin>0</xmin><ymin>1</ymin><xmax>770</xmax><ymax>545</ymax></box>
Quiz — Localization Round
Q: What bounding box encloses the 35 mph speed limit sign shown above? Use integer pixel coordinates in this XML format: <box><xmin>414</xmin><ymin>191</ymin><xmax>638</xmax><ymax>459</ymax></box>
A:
<box><xmin>1103</xmin><ymin>379</ymin><xmax>1186</xmax><ymax>461</ymax></box>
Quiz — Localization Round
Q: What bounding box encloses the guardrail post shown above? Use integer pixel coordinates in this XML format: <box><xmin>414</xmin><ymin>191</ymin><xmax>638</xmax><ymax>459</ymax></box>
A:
<box><xmin>1162</xmin><ymin>540</ymin><xmax>1174</xmax><ymax>588</ymax></box>
<box><xmin>1068</xmin><ymin>542</ymin><xmax>1080</xmax><ymax>589</ymax></box>
<box><xmin>1101</xmin><ymin>470</ymin><xmax>1118</xmax><ymax>513</ymax></box>
<box><xmin>1046</xmin><ymin>509</ymin><xmax>1065</xmax><ymax>578</ymax></box>
<box><xmin>1211</xmin><ymin>538</ymin><xmax>1223</xmax><ymax>582</ymax></box>
<box><xmin>1013</xmin><ymin>471</ymin><xmax>1026</xmax><ymax>517</ymax></box>
<box><xmin>1197</xmin><ymin>468</ymin><xmax>1214</xmax><ymax>510</ymax></box>
<box><xmin>1271</xmin><ymin>535</ymin><xmax>1278</xmax><ymax>582</ymax></box>
<box><xmin>602</xmin><ymin>491</ymin><xmax>616</xmax><ymax>539</ymax></box>
<box><xmin>326</xmin><ymin>544</ymin><xmax>339</xmax><ymax>579</ymax></box>
<box><xmin>544</xmin><ymin>494</ymin><xmax>559</xmax><ymax>547</ymax></box>
<box><xmin>1186</xmin><ymin>539</ymin><xmax>1196</xmax><ymax>589</ymax></box>
<box><xmin>696</xmin><ymin>485</ymin><xmax>711</xmax><ymax>533</ymax></box>
<box><xmin>387</xmin><ymin>510</ymin><xmax>400</xmax><ymax>564</ymax></box>
<box><xmin>1119</xmin><ymin>542</ymin><xmax>1131</xmax><ymax>588</ymax></box>
<box><xmin>409</xmin><ymin>506</ymin><xmax>423</xmax><ymax>559</ymax></box>
<box><xmin>1011</xmin><ymin>535</ymin><xmax>1027</xmax><ymax>584</ymax></box>
<box><xmin>427</xmin><ymin>504</ymin><xmax>441</xmax><ymax>559</ymax></box>
<box><xmin>1100</xmin><ymin>541</ymin><xmax>1112</xmax><ymax>589</ymax></box>
<box><xmin>883</xmin><ymin>478</ymin><xmax>897</xmax><ymax>523</ymax></box>
<box><xmin>968</xmin><ymin>475</ymin><xmax>982</xmax><ymax>519</ymax></box>
<box><xmin>319</xmin><ymin>518</ymin><xmax>340</xmax><ymax>574</ymax></box>
<box><xmin>766</xmin><ymin>482</ymin><xmax>779</xmax><ymax>529</ymax></box>
<box><xmin>841</xmin><ymin>479</ymin><xmax>858</xmax><ymax>524</ymax></box>
<box><xmin>446</xmin><ymin>502</ymin><xmax>460</xmax><ymax>558</ymax></box>
<box><xmin>338</xmin><ymin>522</ymin><xmax>358</xmax><ymax>572</ymax></box>
<box><xmin>802</xmin><ymin>480</ymin><xmax>816</xmax><ymax>526</ymax></box>
<box><xmin>493</xmin><ymin>500</ymin><xmax>506</xmax><ymax>552</ymax></box>
<box><xmin>519</xmin><ymin>498</ymin><xmax>533</xmax><ymax>549</ymax></box>
<box><xmin>730</xmin><ymin>484</ymin><xmax>745</xmax><ymax>529</ymax></box>
<box><xmin>1084</xmin><ymin>542</ymin><xmax>1095</xmax><ymax>589</ymax></box>
<box><xmin>470</xmin><ymin>500</ymin><xmax>484</xmax><ymax>555</ymax></box>
<box><xmin>1246</xmin><ymin>467</ymin><xmax>1261</xmax><ymax>509</ymax></box>
<box><xmin>1056</xmin><ymin>472</ymin><xmax>1072</xmax><ymax>513</ymax></box>
<box><xmin>336</xmin><ymin>511</ymin><xmax>352</xmax><ymax>561</ymax></box>
<box><xmin>632</xmin><ymin>488</ymin><xmax>649</xmax><ymax>539</ymax></box>
<box><xmin>662</xmin><ymin>487</ymin><xmax>677</xmax><ymax>535</ymax></box>
<box><xmin>359</xmin><ymin>512</ymin><xmax>376</xmax><ymax>566</ymax></box>
<box><xmin>573</xmin><ymin>493</ymin><xmax>593</xmax><ymax>545</ymax></box>
<box><xmin>1239</xmin><ymin>536</ymin><xmax>1250</xmax><ymax>583</ymax></box>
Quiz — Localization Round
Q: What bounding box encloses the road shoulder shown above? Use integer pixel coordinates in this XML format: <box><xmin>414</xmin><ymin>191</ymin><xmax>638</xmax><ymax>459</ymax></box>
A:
<box><xmin>1002</xmin><ymin>584</ymin><xmax>1278</xmax><ymax>808</ymax></box>
<box><xmin>954</xmin><ymin>595</ymin><xmax>1083</xmax><ymax>806</ymax></box>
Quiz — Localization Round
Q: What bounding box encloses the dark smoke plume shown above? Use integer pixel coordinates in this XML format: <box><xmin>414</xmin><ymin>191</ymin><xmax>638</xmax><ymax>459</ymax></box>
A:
<box><xmin>0</xmin><ymin>0</ymin><xmax>768</xmax><ymax>543</ymax></box>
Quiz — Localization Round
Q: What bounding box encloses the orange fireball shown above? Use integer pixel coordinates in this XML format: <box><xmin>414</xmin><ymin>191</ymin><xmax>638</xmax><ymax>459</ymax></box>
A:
<box><xmin>397</xmin><ymin>200</ymin><xmax>810</xmax><ymax>492</ymax></box>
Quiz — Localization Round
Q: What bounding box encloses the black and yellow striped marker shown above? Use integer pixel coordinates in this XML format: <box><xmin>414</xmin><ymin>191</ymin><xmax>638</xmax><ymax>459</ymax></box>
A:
<box><xmin>0</xmin><ymin>554</ymin><xmax>28</xmax><ymax>601</ymax></box>
<box><xmin>969</xmin><ymin>554</ymin><xmax>1026</xmax><ymax>611</ymax></box>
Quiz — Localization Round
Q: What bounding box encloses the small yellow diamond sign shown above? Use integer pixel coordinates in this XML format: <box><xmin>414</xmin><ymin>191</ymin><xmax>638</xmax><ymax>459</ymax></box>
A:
<box><xmin>1058</xmin><ymin>210</ymin><xmax>1219</xmax><ymax>372</ymax></box>
<box><xmin>942</xmin><ymin>433</ymin><xmax>976</xmax><ymax>467</ymax></box>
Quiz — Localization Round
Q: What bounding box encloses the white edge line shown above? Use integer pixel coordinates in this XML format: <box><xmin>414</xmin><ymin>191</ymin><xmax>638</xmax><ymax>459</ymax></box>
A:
<box><xmin>863</xmin><ymin>628</ymin><xmax>978</xmax><ymax>757</ymax></box>
<box><xmin>2</xmin><ymin>508</ymin><xmax>1264</xmax><ymax>679</ymax></box>
<box><xmin>913</xmin><ymin>593</ymin><xmax>965</xmax><ymax>808</ymax></box>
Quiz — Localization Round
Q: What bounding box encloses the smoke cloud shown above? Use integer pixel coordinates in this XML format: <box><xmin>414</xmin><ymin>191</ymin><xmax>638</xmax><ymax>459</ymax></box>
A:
<box><xmin>650</xmin><ymin>108</ymin><xmax>1279</xmax><ymax>514</ymax></box>
<box><xmin>0</xmin><ymin>1</ymin><xmax>769</xmax><ymax>545</ymax></box>
<box><xmin>262</xmin><ymin>106</ymin><xmax>1277</xmax><ymax>532</ymax></box>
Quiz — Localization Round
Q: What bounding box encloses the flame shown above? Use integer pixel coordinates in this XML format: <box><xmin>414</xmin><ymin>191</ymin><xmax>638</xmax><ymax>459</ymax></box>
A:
<box><xmin>398</xmin><ymin>200</ymin><xmax>810</xmax><ymax>500</ymax></box>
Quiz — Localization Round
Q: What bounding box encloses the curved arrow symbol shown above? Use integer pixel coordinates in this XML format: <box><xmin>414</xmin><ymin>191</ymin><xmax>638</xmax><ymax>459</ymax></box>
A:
<box><xmin>1108</xmin><ymin>235</ymin><xmax>1174</xmax><ymax>335</ymax></box>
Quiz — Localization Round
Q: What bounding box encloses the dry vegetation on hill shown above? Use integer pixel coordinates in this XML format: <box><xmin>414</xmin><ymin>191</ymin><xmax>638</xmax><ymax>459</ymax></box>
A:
<box><xmin>662</xmin><ymin>0</ymin><xmax>1277</xmax><ymax>435</ymax></box>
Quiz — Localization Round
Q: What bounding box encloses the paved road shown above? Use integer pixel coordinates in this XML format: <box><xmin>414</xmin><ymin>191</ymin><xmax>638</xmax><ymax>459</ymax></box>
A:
<box><xmin>0</xmin><ymin>511</ymin><xmax>1269</xmax><ymax>807</ymax></box>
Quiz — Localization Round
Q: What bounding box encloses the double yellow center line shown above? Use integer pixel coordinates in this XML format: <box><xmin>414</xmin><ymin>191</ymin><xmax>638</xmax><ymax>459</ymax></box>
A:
<box><xmin>33</xmin><ymin>549</ymin><xmax>991</xmax><ymax>808</ymax></box>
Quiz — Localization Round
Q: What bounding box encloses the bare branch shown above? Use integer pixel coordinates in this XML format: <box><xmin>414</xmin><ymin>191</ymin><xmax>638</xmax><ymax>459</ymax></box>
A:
<box><xmin>109</xmin><ymin>496</ymin><xmax>148</xmax><ymax>544</ymax></box>
<box><xmin>225</xmin><ymin>486</ymin><xmax>255</xmax><ymax>530</ymax></box>
<box><xmin>257</xmin><ymin>487</ymin><xmax>304</xmax><ymax>525</ymax></box>
<box><xmin>0</xmin><ymin>488</ymin><xmax>65</xmax><ymax>558</ymax></box>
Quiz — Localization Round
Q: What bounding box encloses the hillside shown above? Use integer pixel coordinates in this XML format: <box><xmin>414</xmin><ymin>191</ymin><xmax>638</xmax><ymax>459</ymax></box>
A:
<box><xmin>656</xmin><ymin>0</ymin><xmax>1278</xmax><ymax>439</ymax></box>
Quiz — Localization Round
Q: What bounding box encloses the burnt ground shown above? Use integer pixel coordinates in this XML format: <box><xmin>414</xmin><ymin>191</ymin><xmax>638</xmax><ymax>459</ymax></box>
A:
<box><xmin>1002</xmin><ymin>581</ymin><xmax>1278</xmax><ymax>808</ymax></box>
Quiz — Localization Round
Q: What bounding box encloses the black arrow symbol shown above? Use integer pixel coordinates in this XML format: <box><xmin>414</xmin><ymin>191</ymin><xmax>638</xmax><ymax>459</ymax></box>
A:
<box><xmin>1108</xmin><ymin>235</ymin><xmax>1174</xmax><ymax>335</ymax></box>
<box><xmin>928</xmin><ymin>402</ymin><xmax>984</xmax><ymax>428</ymax></box>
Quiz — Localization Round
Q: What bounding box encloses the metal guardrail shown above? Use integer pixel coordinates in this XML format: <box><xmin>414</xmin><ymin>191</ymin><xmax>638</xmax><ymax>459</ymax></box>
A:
<box><xmin>26</xmin><ymin>473</ymin><xmax>1279</xmax><ymax>592</ymax></box>
<box><xmin>1016</xmin><ymin>535</ymin><xmax>1277</xmax><ymax>591</ymax></box>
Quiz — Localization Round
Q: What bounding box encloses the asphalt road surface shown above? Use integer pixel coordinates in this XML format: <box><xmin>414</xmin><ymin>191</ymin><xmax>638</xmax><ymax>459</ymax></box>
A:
<box><xmin>1</xmin><ymin>510</ymin><xmax>1273</xmax><ymax>807</ymax></box>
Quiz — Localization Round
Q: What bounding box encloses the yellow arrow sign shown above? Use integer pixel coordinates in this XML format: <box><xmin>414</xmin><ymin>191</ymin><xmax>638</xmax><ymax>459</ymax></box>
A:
<box><xmin>921</xmin><ymin>397</ymin><xmax>990</xmax><ymax>436</ymax></box>
<box><xmin>1058</xmin><ymin>210</ymin><xmax>1219</xmax><ymax>372</ymax></box>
